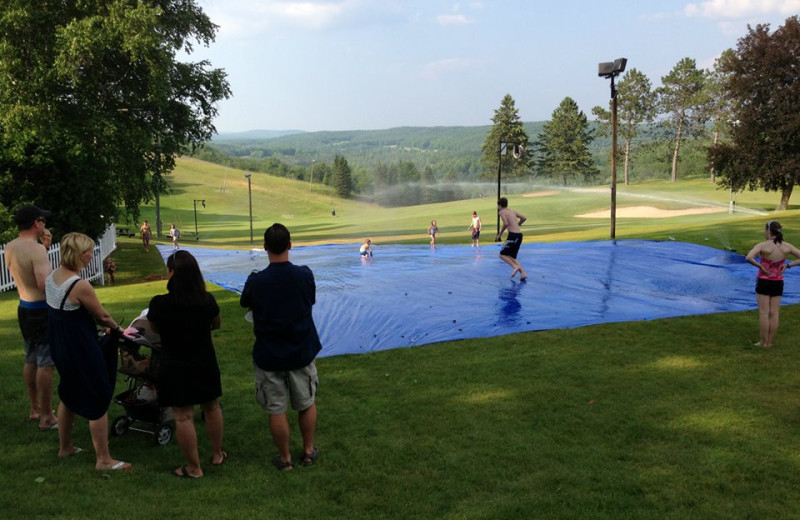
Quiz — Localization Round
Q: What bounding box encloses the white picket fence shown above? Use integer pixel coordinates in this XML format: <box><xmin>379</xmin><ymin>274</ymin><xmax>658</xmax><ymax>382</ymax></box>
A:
<box><xmin>0</xmin><ymin>224</ymin><xmax>117</xmax><ymax>293</ymax></box>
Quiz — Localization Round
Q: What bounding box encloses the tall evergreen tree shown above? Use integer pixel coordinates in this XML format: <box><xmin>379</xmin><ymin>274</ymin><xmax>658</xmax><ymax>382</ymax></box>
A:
<box><xmin>0</xmin><ymin>1</ymin><xmax>230</xmax><ymax>239</ymax></box>
<box><xmin>535</xmin><ymin>97</ymin><xmax>598</xmax><ymax>186</ymax></box>
<box><xmin>656</xmin><ymin>58</ymin><xmax>709</xmax><ymax>182</ymax></box>
<box><xmin>480</xmin><ymin>94</ymin><xmax>531</xmax><ymax>180</ymax></box>
<box><xmin>332</xmin><ymin>154</ymin><xmax>353</xmax><ymax>198</ymax></box>
<box><xmin>711</xmin><ymin>16</ymin><xmax>800</xmax><ymax>209</ymax></box>
<box><xmin>592</xmin><ymin>68</ymin><xmax>656</xmax><ymax>185</ymax></box>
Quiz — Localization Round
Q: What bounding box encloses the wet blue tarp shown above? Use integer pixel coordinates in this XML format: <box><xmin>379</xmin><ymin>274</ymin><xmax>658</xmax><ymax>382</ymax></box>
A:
<box><xmin>157</xmin><ymin>241</ymin><xmax>800</xmax><ymax>358</ymax></box>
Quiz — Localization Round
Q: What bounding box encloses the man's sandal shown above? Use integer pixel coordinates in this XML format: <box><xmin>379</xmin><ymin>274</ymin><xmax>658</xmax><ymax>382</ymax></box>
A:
<box><xmin>301</xmin><ymin>446</ymin><xmax>320</xmax><ymax>467</ymax></box>
<box><xmin>272</xmin><ymin>455</ymin><xmax>294</xmax><ymax>471</ymax></box>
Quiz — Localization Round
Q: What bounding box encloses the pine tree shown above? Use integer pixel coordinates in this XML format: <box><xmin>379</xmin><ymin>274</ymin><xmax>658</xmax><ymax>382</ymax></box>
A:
<box><xmin>656</xmin><ymin>58</ymin><xmax>709</xmax><ymax>182</ymax></box>
<box><xmin>591</xmin><ymin>68</ymin><xmax>656</xmax><ymax>185</ymax></box>
<box><xmin>536</xmin><ymin>97</ymin><xmax>598</xmax><ymax>185</ymax></box>
<box><xmin>332</xmin><ymin>154</ymin><xmax>353</xmax><ymax>198</ymax></box>
<box><xmin>480</xmin><ymin>94</ymin><xmax>531</xmax><ymax>180</ymax></box>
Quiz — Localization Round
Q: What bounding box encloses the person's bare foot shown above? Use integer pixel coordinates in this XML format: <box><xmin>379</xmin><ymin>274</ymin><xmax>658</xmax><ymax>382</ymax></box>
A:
<box><xmin>174</xmin><ymin>466</ymin><xmax>202</xmax><ymax>478</ymax></box>
<box><xmin>58</xmin><ymin>446</ymin><xmax>83</xmax><ymax>458</ymax></box>
<box><xmin>97</xmin><ymin>460</ymin><xmax>131</xmax><ymax>471</ymax></box>
<box><xmin>38</xmin><ymin>418</ymin><xmax>58</xmax><ymax>431</ymax></box>
<box><xmin>510</xmin><ymin>267</ymin><xmax>520</xmax><ymax>279</ymax></box>
<box><xmin>519</xmin><ymin>272</ymin><xmax>528</xmax><ymax>281</ymax></box>
<box><xmin>30</xmin><ymin>409</ymin><xmax>55</xmax><ymax>422</ymax></box>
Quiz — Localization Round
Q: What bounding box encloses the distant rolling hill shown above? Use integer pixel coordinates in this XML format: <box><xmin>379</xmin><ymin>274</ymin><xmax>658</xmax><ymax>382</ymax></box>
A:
<box><xmin>214</xmin><ymin>129</ymin><xmax>306</xmax><ymax>141</ymax></box>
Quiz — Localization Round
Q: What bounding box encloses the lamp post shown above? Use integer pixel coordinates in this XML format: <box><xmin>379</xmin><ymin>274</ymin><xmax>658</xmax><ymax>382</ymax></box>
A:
<box><xmin>244</xmin><ymin>174</ymin><xmax>253</xmax><ymax>244</ymax></box>
<box><xmin>598</xmin><ymin>58</ymin><xmax>627</xmax><ymax>240</ymax></box>
<box><xmin>496</xmin><ymin>141</ymin><xmax>523</xmax><ymax>236</ymax></box>
<box><xmin>193</xmin><ymin>199</ymin><xmax>205</xmax><ymax>240</ymax></box>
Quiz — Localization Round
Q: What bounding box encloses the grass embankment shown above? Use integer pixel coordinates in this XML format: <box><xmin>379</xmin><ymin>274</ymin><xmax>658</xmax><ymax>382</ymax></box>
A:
<box><xmin>137</xmin><ymin>157</ymin><xmax>789</xmax><ymax>251</ymax></box>
<box><xmin>3</xmin><ymin>160</ymin><xmax>800</xmax><ymax>518</ymax></box>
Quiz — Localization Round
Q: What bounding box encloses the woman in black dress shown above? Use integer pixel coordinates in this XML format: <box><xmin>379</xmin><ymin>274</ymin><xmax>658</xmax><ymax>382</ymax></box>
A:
<box><xmin>46</xmin><ymin>233</ymin><xmax>130</xmax><ymax>470</ymax></box>
<box><xmin>148</xmin><ymin>250</ymin><xmax>224</xmax><ymax>478</ymax></box>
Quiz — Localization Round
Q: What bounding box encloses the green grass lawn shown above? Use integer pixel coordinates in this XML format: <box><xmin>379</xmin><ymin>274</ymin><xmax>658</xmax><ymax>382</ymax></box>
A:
<box><xmin>4</xmin><ymin>160</ymin><xmax>800</xmax><ymax>519</ymax></box>
<box><xmin>133</xmin><ymin>158</ymin><xmax>797</xmax><ymax>251</ymax></box>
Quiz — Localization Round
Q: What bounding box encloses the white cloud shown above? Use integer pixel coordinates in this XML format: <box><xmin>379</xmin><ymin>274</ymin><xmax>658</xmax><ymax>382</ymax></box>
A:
<box><xmin>684</xmin><ymin>0</ymin><xmax>800</xmax><ymax>19</ymax></box>
<box><xmin>437</xmin><ymin>14</ymin><xmax>474</xmax><ymax>25</ymax></box>
<box><xmin>199</xmin><ymin>0</ymin><xmax>407</xmax><ymax>39</ymax></box>
<box><xmin>420</xmin><ymin>57</ymin><xmax>476</xmax><ymax>79</ymax></box>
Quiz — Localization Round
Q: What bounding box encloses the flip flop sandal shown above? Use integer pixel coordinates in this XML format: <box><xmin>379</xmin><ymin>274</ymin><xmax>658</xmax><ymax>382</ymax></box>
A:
<box><xmin>211</xmin><ymin>450</ymin><xmax>229</xmax><ymax>466</ymax></box>
<box><xmin>174</xmin><ymin>466</ymin><xmax>201</xmax><ymax>478</ymax></box>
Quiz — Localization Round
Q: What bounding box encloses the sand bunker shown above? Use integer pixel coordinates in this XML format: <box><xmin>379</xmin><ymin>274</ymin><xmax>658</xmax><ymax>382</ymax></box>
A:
<box><xmin>576</xmin><ymin>205</ymin><xmax>727</xmax><ymax>219</ymax></box>
<box><xmin>522</xmin><ymin>190</ymin><xmax>558</xmax><ymax>198</ymax></box>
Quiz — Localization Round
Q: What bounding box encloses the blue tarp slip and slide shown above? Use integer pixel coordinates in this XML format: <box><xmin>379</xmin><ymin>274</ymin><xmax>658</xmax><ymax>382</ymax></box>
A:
<box><xmin>157</xmin><ymin>240</ymin><xmax>800</xmax><ymax>358</ymax></box>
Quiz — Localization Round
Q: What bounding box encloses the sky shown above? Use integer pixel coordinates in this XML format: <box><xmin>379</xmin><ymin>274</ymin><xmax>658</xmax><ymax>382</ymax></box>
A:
<box><xmin>190</xmin><ymin>0</ymin><xmax>800</xmax><ymax>133</ymax></box>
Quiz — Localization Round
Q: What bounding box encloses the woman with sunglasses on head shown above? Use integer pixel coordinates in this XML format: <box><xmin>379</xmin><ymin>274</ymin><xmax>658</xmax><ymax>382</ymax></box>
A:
<box><xmin>147</xmin><ymin>250</ymin><xmax>225</xmax><ymax>478</ymax></box>
<box><xmin>45</xmin><ymin>232</ymin><xmax>130</xmax><ymax>470</ymax></box>
<box><xmin>746</xmin><ymin>220</ymin><xmax>800</xmax><ymax>348</ymax></box>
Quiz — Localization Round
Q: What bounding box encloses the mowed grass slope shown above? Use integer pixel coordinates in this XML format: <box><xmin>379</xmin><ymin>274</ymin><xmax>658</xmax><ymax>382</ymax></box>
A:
<box><xmin>3</xmin><ymin>159</ymin><xmax>800</xmax><ymax>518</ymax></box>
<box><xmin>141</xmin><ymin>157</ymin><xmax>797</xmax><ymax>254</ymax></box>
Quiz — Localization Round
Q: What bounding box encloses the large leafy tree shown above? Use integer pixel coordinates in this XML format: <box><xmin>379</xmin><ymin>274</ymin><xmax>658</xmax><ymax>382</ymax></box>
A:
<box><xmin>592</xmin><ymin>68</ymin><xmax>656</xmax><ymax>185</ymax></box>
<box><xmin>703</xmin><ymin>51</ymin><xmax>736</xmax><ymax>184</ymax></box>
<box><xmin>711</xmin><ymin>17</ymin><xmax>800</xmax><ymax>209</ymax></box>
<box><xmin>656</xmin><ymin>58</ymin><xmax>709</xmax><ymax>182</ymax></box>
<box><xmin>480</xmin><ymin>94</ymin><xmax>531</xmax><ymax>180</ymax></box>
<box><xmin>535</xmin><ymin>97</ymin><xmax>598</xmax><ymax>186</ymax></box>
<box><xmin>0</xmin><ymin>1</ymin><xmax>230</xmax><ymax>239</ymax></box>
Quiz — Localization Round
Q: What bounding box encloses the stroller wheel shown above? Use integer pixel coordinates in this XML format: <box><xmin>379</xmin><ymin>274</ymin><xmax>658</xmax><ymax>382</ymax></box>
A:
<box><xmin>111</xmin><ymin>416</ymin><xmax>131</xmax><ymax>436</ymax></box>
<box><xmin>154</xmin><ymin>423</ymin><xmax>173</xmax><ymax>446</ymax></box>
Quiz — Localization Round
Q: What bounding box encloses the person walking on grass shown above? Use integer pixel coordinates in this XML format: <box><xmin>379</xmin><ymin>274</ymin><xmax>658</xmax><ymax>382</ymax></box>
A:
<box><xmin>5</xmin><ymin>206</ymin><xmax>58</xmax><ymax>430</ymax></box>
<box><xmin>746</xmin><ymin>220</ymin><xmax>800</xmax><ymax>348</ymax></box>
<box><xmin>148</xmin><ymin>250</ymin><xmax>225</xmax><ymax>478</ymax></box>
<box><xmin>241</xmin><ymin>223</ymin><xmax>321</xmax><ymax>471</ymax></box>
<box><xmin>468</xmin><ymin>211</ymin><xmax>482</xmax><ymax>247</ymax></box>
<box><xmin>495</xmin><ymin>197</ymin><xmax>528</xmax><ymax>280</ymax></box>
<box><xmin>140</xmin><ymin>220</ymin><xmax>152</xmax><ymax>252</ymax></box>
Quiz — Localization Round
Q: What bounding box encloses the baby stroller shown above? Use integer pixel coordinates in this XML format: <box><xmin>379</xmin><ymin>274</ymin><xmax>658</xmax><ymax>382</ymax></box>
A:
<box><xmin>111</xmin><ymin>310</ymin><xmax>175</xmax><ymax>446</ymax></box>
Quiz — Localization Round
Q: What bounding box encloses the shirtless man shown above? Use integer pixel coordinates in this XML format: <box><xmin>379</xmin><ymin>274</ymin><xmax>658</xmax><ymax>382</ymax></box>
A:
<box><xmin>6</xmin><ymin>206</ymin><xmax>57</xmax><ymax>430</ymax></box>
<box><xmin>495</xmin><ymin>197</ymin><xmax>528</xmax><ymax>280</ymax></box>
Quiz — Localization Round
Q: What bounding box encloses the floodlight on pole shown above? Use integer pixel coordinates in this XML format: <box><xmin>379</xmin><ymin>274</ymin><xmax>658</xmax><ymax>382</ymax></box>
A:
<box><xmin>244</xmin><ymin>174</ymin><xmax>253</xmax><ymax>244</ymax></box>
<box><xmin>192</xmin><ymin>199</ymin><xmax>206</xmax><ymax>240</ymax></box>
<box><xmin>597</xmin><ymin>57</ymin><xmax>627</xmax><ymax>240</ymax></box>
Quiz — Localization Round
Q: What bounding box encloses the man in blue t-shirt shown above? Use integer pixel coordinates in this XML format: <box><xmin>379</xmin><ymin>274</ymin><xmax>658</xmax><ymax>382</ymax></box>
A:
<box><xmin>240</xmin><ymin>223</ymin><xmax>321</xmax><ymax>471</ymax></box>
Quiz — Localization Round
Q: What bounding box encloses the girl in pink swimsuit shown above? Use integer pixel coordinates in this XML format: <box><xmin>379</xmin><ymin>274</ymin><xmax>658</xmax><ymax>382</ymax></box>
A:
<box><xmin>746</xmin><ymin>220</ymin><xmax>800</xmax><ymax>347</ymax></box>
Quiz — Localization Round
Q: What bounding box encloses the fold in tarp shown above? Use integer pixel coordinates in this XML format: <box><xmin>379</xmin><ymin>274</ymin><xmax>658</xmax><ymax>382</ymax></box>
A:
<box><xmin>158</xmin><ymin>240</ymin><xmax>796</xmax><ymax>358</ymax></box>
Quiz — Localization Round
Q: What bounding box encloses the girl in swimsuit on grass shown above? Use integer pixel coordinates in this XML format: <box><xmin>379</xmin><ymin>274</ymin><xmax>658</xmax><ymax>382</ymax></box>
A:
<box><xmin>746</xmin><ymin>220</ymin><xmax>800</xmax><ymax>347</ymax></box>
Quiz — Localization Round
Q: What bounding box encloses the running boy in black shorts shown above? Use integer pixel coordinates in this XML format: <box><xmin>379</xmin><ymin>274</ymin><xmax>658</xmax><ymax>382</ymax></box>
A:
<box><xmin>495</xmin><ymin>197</ymin><xmax>528</xmax><ymax>280</ymax></box>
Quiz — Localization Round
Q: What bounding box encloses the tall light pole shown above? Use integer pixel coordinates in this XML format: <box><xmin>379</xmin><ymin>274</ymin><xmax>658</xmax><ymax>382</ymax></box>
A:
<box><xmin>193</xmin><ymin>199</ymin><xmax>205</xmax><ymax>240</ymax></box>
<box><xmin>244</xmin><ymin>174</ymin><xmax>253</xmax><ymax>244</ymax></box>
<box><xmin>598</xmin><ymin>57</ymin><xmax>627</xmax><ymax>240</ymax></box>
